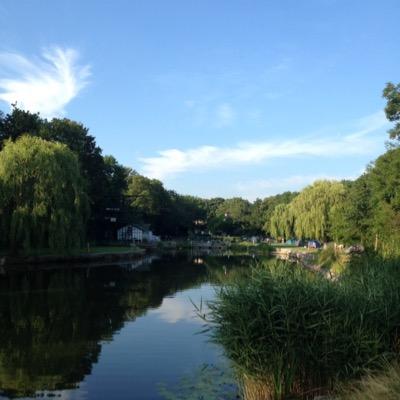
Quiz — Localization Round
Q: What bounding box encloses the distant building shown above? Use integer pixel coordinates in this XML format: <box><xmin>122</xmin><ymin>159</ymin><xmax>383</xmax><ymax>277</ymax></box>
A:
<box><xmin>117</xmin><ymin>224</ymin><xmax>160</xmax><ymax>243</ymax></box>
<box><xmin>142</xmin><ymin>229</ymin><xmax>160</xmax><ymax>243</ymax></box>
<box><xmin>117</xmin><ymin>225</ymin><xmax>143</xmax><ymax>242</ymax></box>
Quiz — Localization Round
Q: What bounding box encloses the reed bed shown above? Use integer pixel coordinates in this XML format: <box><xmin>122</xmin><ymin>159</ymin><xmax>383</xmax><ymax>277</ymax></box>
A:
<box><xmin>207</xmin><ymin>257</ymin><xmax>400</xmax><ymax>399</ymax></box>
<box><xmin>340</xmin><ymin>361</ymin><xmax>400</xmax><ymax>400</ymax></box>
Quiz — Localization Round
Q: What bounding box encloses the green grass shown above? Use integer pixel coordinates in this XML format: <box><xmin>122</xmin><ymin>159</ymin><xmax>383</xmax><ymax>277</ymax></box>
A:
<box><xmin>316</xmin><ymin>244</ymin><xmax>350</xmax><ymax>274</ymax></box>
<box><xmin>206</xmin><ymin>256</ymin><xmax>400</xmax><ymax>399</ymax></box>
<box><xmin>270</xmin><ymin>243</ymin><xmax>299</xmax><ymax>248</ymax></box>
<box><xmin>85</xmin><ymin>245</ymin><xmax>140</xmax><ymax>254</ymax></box>
<box><xmin>230</xmin><ymin>242</ymin><xmax>273</xmax><ymax>254</ymax></box>
<box><xmin>0</xmin><ymin>245</ymin><xmax>141</xmax><ymax>257</ymax></box>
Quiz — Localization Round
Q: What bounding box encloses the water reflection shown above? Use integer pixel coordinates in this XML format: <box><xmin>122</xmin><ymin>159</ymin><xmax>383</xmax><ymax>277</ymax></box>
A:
<box><xmin>0</xmin><ymin>253</ymin><xmax>261</xmax><ymax>399</ymax></box>
<box><xmin>149</xmin><ymin>286</ymin><xmax>215</xmax><ymax>325</ymax></box>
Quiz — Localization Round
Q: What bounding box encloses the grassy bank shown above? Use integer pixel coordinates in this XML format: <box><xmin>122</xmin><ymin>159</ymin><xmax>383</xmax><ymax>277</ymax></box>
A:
<box><xmin>0</xmin><ymin>245</ymin><xmax>141</xmax><ymax>257</ymax></box>
<box><xmin>229</xmin><ymin>241</ymin><xmax>273</xmax><ymax>255</ymax></box>
<box><xmin>85</xmin><ymin>245</ymin><xmax>141</xmax><ymax>254</ymax></box>
<box><xmin>206</xmin><ymin>256</ymin><xmax>400</xmax><ymax>399</ymax></box>
<box><xmin>0</xmin><ymin>245</ymin><xmax>144</xmax><ymax>266</ymax></box>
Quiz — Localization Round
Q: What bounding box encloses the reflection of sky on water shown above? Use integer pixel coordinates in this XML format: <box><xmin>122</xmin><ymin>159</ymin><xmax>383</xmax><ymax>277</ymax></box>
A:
<box><xmin>149</xmin><ymin>284</ymin><xmax>215</xmax><ymax>324</ymax></box>
<box><xmin>76</xmin><ymin>283</ymin><xmax>223</xmax><ymax>400</ymax></box>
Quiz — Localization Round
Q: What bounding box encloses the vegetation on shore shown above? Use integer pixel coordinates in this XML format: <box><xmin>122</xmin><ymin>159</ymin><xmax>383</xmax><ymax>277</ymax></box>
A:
<box><xmin>20</xmin><ymin>245</ymin><xmax>143</xmax><ymax>257</ymax></box>
<box><xmin>340</xmin><ymin>362</ymin><xmax>400</xmax><ymax>400</ymax></box>
<box><xmin>0</xmin><ymin>136</ymin><xmax>88</xmax><ymax>253</ymax></box>
<box><xmin>228</xmin><ymin>241</ymin><xmax>273</xmax><ymax>255</ymax></box>
<box><xmin>206</xmin><ymin>256</ymin><xmax>400</xmax><ymax>399</ymax></box>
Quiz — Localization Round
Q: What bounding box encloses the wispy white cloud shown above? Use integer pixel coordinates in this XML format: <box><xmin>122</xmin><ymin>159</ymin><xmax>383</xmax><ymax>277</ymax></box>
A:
<box><xmin>171</xmin><ymin>59</ymin><xmax>294</xmax><ymax>127</ymax></box>
<box><xmin>139</xmin><ymin>111</ymin><xmax>388</xmax><ymax>180</ymax></box>
<box><xmin>345</xmin><ymin>110</ymin><xmax>388</xmax><ymax>140</ymax></box>
<box><xmin>149</xmin><ymin>297</ymin><xmax>199</xmax><ymax>324</ymax></box>
<box><xmin>149</xmin><ymin>288</ymin><xmax>211</xmax><ymax>324</ymax></box>
<box><xmin>0</xmin><ymin>47</ymin><xmax>90</xmax><ymax>118</ymax></box>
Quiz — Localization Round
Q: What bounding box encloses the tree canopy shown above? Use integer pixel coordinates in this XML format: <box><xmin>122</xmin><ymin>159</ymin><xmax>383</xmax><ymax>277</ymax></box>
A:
<box><xmin>38</xmin><ymin>118</ymin><xmax>108</xmax><ymax>239</ymax></box>
<box><xmin>383</xmin><ymin>82</ymin><xmax>400</xmax><ymax>140</ymax></box>
<box><xmin>269</xmin><ymin>203</ymin><xmax>294</xmax><ymax>240</ymax></box>
<box><xmin>0</xmin><ymin>106</ymin><xmax>42</xmax><ymax>149</ymax></box>
<box><xmin>269</xmin><ymin>181</ymin><xmax>346</xmax><ymax>241</ymax></box>
<box><xmin>291</xmin><ymin>180</ymin><xmax>346</xmax><ymax>241</ymax></box>
<box><xmin>261</xmin><ymin>192</ymin><xmax>298</xmax><ymax>235</ymax></box>
<box><xmin>0</xmin><ymin>136</ymin><xmax>88</xmax><ymax>252</ymax></box>
<box><xmin>327</xmin><ymin>148</ymin><xmax>400</xmax><ymax>255</ymax></box>
<box><xmin>126</xmin><ymin>174</ymin><xmax>172</xmax><ymax>234</ymax></box>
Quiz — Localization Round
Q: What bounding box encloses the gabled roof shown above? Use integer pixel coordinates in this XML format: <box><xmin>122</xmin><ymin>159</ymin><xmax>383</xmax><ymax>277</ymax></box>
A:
<box><xmin>119</xmin><ymin>223</ymin><xmax>152</xmax><ymax>233</ymax></box>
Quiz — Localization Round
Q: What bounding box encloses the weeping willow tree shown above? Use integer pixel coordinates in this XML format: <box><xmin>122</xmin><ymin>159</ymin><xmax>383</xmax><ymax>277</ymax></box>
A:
<box><xmin>0</xmin><ymin>136</ymin><xmax>88</xmax><ymax>253</ymax></box>
<box><xmin>290</xmin><ymin>180</ymin><xmax>346</xmax><ymax>241</ymax></box>
<box><xmin>269</xmin><ymin>203</ymin><xmax>295</xmax><ymax>240</ymax></box>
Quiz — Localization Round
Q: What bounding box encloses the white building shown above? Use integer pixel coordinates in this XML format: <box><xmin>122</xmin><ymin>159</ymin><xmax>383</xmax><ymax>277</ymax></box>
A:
<box><xmin>117</xmin><ymin>225</ymin><xmax>160</xmax><ymax>243</ymax></box>
<box><xmin>117</xmin><ymin>225</ymin><xmax>143</xmax><ymax>242</ymax></box>
<box><xmin>143</xmin><ymin>230</ymin><xmax>160</xmax><ymax>243</ymax></box>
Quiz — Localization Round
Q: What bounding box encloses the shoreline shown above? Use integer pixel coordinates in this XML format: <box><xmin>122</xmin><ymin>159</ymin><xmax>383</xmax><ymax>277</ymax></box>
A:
<box><xmin>0</xmin><ymin>247</ymin><xmax>147</xmax><ymax>267</ymax></box>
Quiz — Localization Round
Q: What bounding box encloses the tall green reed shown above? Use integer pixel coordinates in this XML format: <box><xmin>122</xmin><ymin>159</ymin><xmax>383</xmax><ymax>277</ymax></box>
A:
<box><xmin>206</xmin><ymin>257</ymin><xmax>400</xmax><ymax>399</ymax></box>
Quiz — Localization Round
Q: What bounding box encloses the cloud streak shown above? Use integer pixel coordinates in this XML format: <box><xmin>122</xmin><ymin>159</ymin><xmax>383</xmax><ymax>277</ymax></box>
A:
<box><xmin>0</xmin><ymin>47</ymin><xmax>90</xmax><ymax>118</ymax></box>
<box><xmin>139</xmin><ymin>111</ymin><xmax>388</xmax><ymax>180</ymax></box>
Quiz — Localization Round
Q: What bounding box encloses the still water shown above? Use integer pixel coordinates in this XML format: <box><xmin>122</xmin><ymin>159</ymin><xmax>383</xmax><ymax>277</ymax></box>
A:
<box><xmin>0</xmin><ymin>253</ymin><xmax>257</xmax><ymax>399</ymax></box>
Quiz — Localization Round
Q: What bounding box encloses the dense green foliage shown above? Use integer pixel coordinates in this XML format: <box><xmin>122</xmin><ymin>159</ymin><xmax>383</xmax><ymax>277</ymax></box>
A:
<box><xmin>266</xmin><ymin>144</ymin><xmax>400</xmax><ymax>257</ymax></box>
<box><xmin>0</xmin><ymin>107</ymin><xmax>42</xmax><ymax>146</ymax></box>
<box><xmin>330</xmin><ymin>177</ymin><xmax>371</xmax><ymax>245</ymax></box>
<box><xmin>0</xmin><ymin>107</ymin><xmax>115</xmax><ymax>243</ymax></box>
<box><xmin>0</xmin><ymin>136</ymin><xmax>88</xmax><ymax>252</ymax></box>
<box><xmin>204</xmin><ymin>193</ymin><xmax>298</xmax><ymax>236</ymax></box>
<box><xmin>39</xmin><ymin>118</ymin><xmax>108</xmax><ymax>239</ymax></box>
<box><xmin>291</xmin><ymin>180</ymin><xmax>346</xmax><ymax>240</ymax></box>
<box><xmin>269</xmin><ymin>180</ymin><xmax>346</xmax><ymax>241</ymax></box>
<box><xmin>207</xmin><ymin>257</ymin><xmax>400</xmax><ymax>399</ymax></box>
<box><xmin>329</xmin><ymin>148</ymin><xmax>400</xmax><ymax>255</ymax></box>
<box><xmin>269</xmin><ymin>203</ymin><xmax>294</xmax><ymax>240</ymax></box>
<box><xmin>126</xmin><ymin>174</ymin><xmax>172</xmax><ymax>233</ymax></box>
<box><xmin>261</xmin><ymin>192</ymin><xmax>298</xmax><ymax>234</ymax></box>
<box><xmin>125</xmin><ymin>174</ymin><xmax>208</xmax><ymax>237</ymax></box>
<box><xmin>383</xmin><ymin>82</ymin><xmax>400</xmax><ymax>139</ymax></box>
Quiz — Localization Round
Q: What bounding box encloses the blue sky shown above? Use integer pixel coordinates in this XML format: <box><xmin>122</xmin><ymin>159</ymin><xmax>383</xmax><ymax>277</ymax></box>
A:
<box><xmin>0</xmin><ymin>0</ymin><xmax>399</xmax><ymax>200</ymax></box>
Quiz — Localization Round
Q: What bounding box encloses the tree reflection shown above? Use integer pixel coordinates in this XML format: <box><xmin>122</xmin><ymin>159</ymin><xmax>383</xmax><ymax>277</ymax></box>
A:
<box><xmin>0</xmin><ymin>253</ymin><xmax>260</xmax><ymax>398</ymax></box>
<box><xmin>0</xmin><ymin>255</ymin><xmax>208</xmax><ymax>398</ymax></box>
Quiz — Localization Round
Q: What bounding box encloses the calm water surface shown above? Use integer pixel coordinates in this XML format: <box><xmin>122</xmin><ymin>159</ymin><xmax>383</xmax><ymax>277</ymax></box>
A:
<box><xmin>0</xmin><ymin>253</ymin><xmax>258</xmax><ymax>399</ymax></box>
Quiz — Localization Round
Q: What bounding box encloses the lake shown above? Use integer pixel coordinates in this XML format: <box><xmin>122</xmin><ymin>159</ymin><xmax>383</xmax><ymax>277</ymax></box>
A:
<box><xmin>0</xmin><ymin>253</ymin><xmax>259</xmax><ymax>399</ymax></box>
